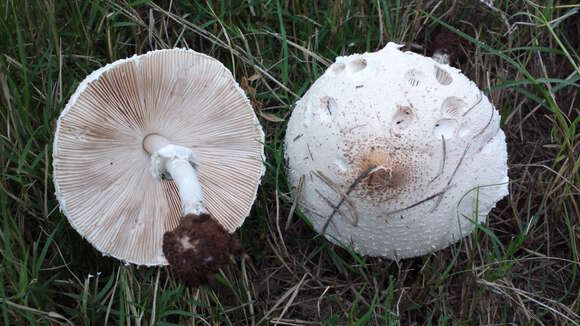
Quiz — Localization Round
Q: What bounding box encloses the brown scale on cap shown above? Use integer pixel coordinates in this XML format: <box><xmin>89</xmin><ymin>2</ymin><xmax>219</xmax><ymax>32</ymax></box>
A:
<box><xmin>163</xmin><ymin>214</ymin><xmax>242</xmax><ymax>287</ymax></box>
<box><xmin>355</xmin><ymin>149</ymin><xmax>412</xmax><ymax>201</ymax></box>
<box><xmin>340</xmin><ymin>136</ymin><xmax>425</xmax><ymax>203</ymax></box>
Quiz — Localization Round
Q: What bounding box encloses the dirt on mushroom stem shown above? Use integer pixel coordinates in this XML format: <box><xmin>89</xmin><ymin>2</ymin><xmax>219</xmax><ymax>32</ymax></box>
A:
<box><xmin>162</xmin><ymin>214</ymin><xmax>243</xmax><ymax>287</ymax></box>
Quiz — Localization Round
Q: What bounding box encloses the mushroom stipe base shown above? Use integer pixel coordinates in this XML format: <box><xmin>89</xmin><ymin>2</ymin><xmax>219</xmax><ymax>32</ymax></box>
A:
<box><xmin>162</xmin><ymin>214</ymin><xmax>242</xmax><ymax>287</ymax></box>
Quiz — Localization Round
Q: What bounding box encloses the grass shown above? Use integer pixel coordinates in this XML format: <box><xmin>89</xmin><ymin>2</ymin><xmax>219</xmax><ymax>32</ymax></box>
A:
<box><xmin>0</xmin><ymin>0</ymin><xmax>578</xmax><ymax>324</ymax></box>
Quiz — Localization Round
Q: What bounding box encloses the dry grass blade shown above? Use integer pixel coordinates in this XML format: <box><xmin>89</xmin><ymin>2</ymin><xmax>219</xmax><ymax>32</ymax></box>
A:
<box><xmin>313</xmin><ymin>171</ymin><xmax>359</xmax><ymax>227</ymax></box>
<box><xmin>104</xmin><ymin>267</ymin><xmax>121</xmax><ymax>326</ymax></box>
<box><xmin>259</xmin><ymin>274</ymin><xmax>308</xmax><ymax>324</ymax></box>
<box><xmin>147</xmin><ymin>2</ymin><xmax>299</xmax><ymax>98</ymax></box>
<box><xmin>430</xmin><ymin>143</ymin><xmax>472</xmax><ymax>213</ymax></box>
<box><xmin>150</xmin><ymin>268</ymin><xmax>161</xmax><ymax>326</ymax></box>
<box><xmin>275</xmin><ymin>189</ymin><xmax>290</xmax><ymax>259</ymax></box>
<box><xmin>320</xmin><ymin>165</ymin><xmax>377</xmax><ymax>234</ymax></box>
<box><xmin>430</xmin><ymin>134</ymin><xmax>447</xmax><ymax>184</ymax></box>
<box><xmin>262</xmin><ymin>31</ymin><xmax>333</xmax><ymax>66</ymax></box>
<box><xmin>0</xmin><ymin>298</ymin><xmax>74</xmax><ymax>325</ymax></box>
<box><xmin>285</xmin><ymin>175</ymin><xmax>304</xmax><ymax>231</ymax></box>
<box><xmin>478</xmin><ymin>279</ymin><xmax>580</xmax><ymax>325</ymax></box>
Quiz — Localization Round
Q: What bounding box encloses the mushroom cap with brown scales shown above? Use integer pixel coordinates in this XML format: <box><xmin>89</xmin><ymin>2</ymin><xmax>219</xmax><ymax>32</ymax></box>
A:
<box><xmin>53</xmin><ymin>49</ymin><xmax>265</xmax><ymax>266</ymax></box>
<box><xmin>284</xmin><ymin>43</ymin><xmax>508</xmax><ymax>260</ymax></box>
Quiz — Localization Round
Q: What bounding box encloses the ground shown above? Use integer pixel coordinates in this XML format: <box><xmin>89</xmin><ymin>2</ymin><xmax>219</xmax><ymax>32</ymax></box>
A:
<box><xmin>0</xmin><ymin>0</ymin><xmax>578</xmax><ymax>325</ymax></box>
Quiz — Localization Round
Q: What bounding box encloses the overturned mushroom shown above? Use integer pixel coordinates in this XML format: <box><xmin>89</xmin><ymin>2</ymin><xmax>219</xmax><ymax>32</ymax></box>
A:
<box><xmin>285</xmin><ymin>43</ymin><xmax>508</xmax><ymax>260</ymax></box>
<box><xmin>53</xmin><ymin>49</ymin><xmax>264</xmax><ymax>285</ymax></box>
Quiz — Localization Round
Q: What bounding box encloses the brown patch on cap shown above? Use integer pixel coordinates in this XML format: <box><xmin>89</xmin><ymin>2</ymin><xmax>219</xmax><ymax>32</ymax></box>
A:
<box><xmin>163</xmin><ymin>214</ymin><xmax>242</xmax><ymax>287</ymax></box>
<box><xmin>365</xmin><ymin>166</ymin><xmax>406</xmax><ymax>190</ymax></box>
<box><xmin>340</xmin><ymin>136</ymin><xmax>426</xmax><ymax>203</ymax></box>
<box><xmin>355</xmin><ymin>149</ymin><xmax>410</xmax><ymax>200</ymax></box>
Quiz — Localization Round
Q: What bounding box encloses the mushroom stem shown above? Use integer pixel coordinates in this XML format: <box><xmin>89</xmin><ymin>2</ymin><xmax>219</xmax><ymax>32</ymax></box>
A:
<box><xmin>143</xmin><ymin>133</ymin><xmax>171</xmax><ymax>153</ymax></box>
<box><xmin>165</xmin><ymin>158</ymin><xmax>207</xmax><ymax>216</ymax></box>
<box><xmin>144</xmin><ymin>134</ymin><xmax>207</xmax><ymax>217</ymax></box>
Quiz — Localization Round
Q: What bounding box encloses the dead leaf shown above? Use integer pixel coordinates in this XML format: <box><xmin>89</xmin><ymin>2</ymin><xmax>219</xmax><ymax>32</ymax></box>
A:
<box><xmin>260</xmin><ymin>111</ymin><xmax>285</xmax><ymax>123</ymax></box>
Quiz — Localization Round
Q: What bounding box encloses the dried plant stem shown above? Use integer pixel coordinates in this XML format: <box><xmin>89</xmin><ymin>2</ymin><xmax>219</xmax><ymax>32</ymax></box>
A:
<box><xmin>320</xmin><ymin>165</ymin><xmax>377</xmax><ymax>235</ymax></box>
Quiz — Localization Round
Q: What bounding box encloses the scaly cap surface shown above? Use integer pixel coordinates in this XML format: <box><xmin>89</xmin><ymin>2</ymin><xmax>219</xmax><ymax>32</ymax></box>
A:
<box><xmin>285</xmin><ymin>43</ymin><xmax>508</xmax><ymax>259</ymax></box>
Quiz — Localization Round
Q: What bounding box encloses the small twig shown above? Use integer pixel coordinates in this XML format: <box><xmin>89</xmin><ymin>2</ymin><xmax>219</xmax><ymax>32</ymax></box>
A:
<box><xmin>325</xmin><ymin>99</ymin><xmax>332</xmax><ymax>115</ymax></box>
<box><xmin>313</xmin><ymin>171</ymin><xmax>359</xmax><ymax>227</ymax></box>
<box><xmin>472</xmin><ymin>104</ymin><xmax>495</xmax><ymax>139</ymax></box>
<box><xmin>446</xmin><ymin>143</ymin><xmax>471</xmax><ymax>189</ymax></box>
<box><xmin>430</xmin><ymin>134</ymin><xmax>447</xmax><ymax>184</ymax></box>
<box><xmin>382</xmin><ymin>143</ymin><xmax>470</xmax><ymax>217</ymax></box>
<box><xmin>321</xmin><ymin>165</ymin><xmax>377</xmax><ymax>235</ymax></box>
<box><xmin>314</xmin><ymin>187</ymin><xmax>356</xmax><ymax>227</ymax></box>
<box><xmin>306</xmin><ymin>144</ymin><xmax>314</xmax><ymax>161</ymax></box>
<box><xmin>315</xmin><ymin>189</ymin><xmax>345</xmax><ymax>232</ymax></box>
<box><xmin>430</xmin><ymin>143</ymin><xmax>471</xmax><ymax>212</ymax></box>
<box><xmin>462</xmin><ymin>91</ymin><xmax>483</xmax><ymax>117</ymax></box>
<box><xmin>317</xmin><ymin>286</ymin><xmax>331</xmax><ymax>320</ymax></box>
<box><xmin>383</xmin><ymin>189</ymin><xmax>447</xmax><ymax>216</ymax></box>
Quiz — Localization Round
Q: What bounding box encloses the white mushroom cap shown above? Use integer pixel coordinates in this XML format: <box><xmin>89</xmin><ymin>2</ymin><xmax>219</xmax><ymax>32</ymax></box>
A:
<box><xmin>285</xmin><ymin>43</ymin><xmax>508</xmax><ymax>260</ymax></box>
<box><xmin>53</xmin><ymin>49</ymin><xmax>265</xmax><ymax>266</ymax></box>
